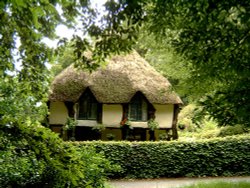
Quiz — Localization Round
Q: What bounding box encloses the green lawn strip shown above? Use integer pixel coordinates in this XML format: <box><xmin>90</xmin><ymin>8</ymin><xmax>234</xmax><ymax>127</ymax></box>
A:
<box><xmin>180</xmin><ymin>181</ymin><xmax>250</xmax><ymax>188</ymax></box>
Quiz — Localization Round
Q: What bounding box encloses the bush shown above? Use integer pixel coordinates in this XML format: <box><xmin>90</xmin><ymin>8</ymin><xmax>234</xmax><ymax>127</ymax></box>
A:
<box><xmin>0</xmin><ymin>123</ymin><xmax>113</xmax><ymax>188</ymax></box>
<box><xmin>178</xmin><ymin>104</ymin><xmax>200</xmax><ymax>132</ymax></box>
<box><xmin>218</xmin><ymin>125</ymin><xmax>249</xmax><ymax>137</ymax></box>
<box><xmin>196</xmin><ymin>129</ymin><xmax>220</xmax><ymax>139</ymax></box>
<box><xmin>72</xmin><ymin>135</ymin><xmax>250</xmax><ymax>179</ymax></box>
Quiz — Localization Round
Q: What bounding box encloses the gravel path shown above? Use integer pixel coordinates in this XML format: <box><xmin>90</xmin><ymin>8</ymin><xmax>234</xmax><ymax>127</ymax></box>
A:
<box><xmin>109</xmin><ymin>176</ymin><xmax>250</xmax><ymax>188</ymax></box>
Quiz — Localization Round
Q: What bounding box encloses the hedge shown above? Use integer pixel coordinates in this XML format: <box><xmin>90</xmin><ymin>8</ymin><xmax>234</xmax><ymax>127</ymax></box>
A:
<box><xmin>71</xmin><ymin>135</ymin><xmax>250</xmax><ymax>179</ymax></box>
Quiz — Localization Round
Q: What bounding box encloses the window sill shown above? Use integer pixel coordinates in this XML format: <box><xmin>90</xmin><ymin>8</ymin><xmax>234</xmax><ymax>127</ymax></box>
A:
<box><xmin>78</xmin><ymin>118</ymin><xmax>97</xmax><ymax>120</ymax></box>
<box><xmin>130</xmin><ymin>120</ymin><xmax>147</xmax><ymax>122</ymax></box>
<box><xmin>130</xmin><ymin>121</ymin><xmax>148</xmax><ymax>128</ymax></box>
<box><xmin>77</xmin><ymin>120</ymin><xmax>97</xmax><ymax>127</ymax></box>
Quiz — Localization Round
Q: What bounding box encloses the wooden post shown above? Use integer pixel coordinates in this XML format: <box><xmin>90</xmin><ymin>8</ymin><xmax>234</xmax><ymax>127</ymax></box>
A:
<box><xmin>97</xmin><ymin>103</ymin><xmax>103</xmax><ymax>124</ymax></box>
<box><xmin>149</xmin><ymin>130</ymin><xmax>156</xmax><ymax>141</ymax></box>
<box><xmin>64</xmin><ymin>101</ymin><xmax>75</xmax><ymax>140</ymax></box>
<box><xmin>121</xmin><ymin>104</ymin><xmax>128</xmax><ymax>140</ymax></box>
<box><xmin>64</xmin><ymin>101</ymin><xmax>75</xmax><ymax>118</ymax></box>
<box><xmin>172</xmin><ymin>104</ymin><xmax>180</xmax><ymax>140</ymax></box>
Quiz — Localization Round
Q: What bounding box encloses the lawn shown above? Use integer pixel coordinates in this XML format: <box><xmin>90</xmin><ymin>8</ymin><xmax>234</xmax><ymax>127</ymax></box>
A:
<box><xmin>180</xmin><ymin>181</ymin><xmax>250</xmax><ymax>188</ymax></box>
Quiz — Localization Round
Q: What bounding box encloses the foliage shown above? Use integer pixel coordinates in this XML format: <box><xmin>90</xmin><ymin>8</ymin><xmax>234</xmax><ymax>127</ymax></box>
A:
<box><xmin>199</xmin><ymin>91</ymin><xmax>250</xmax><ymax>127</ymax></box>
<box><xmin>159</xmin><ymin>133</ymin><xmax>169</xmax><ymax>141</ymax></box>
<box><xmin>178</xmin><ymin>104</ymin><xmax>199</xmax><ymax>132</ymax></box>
<box><xmin>120</xmin><ymin>118</ymin><xmax>132</xmax><ymax>129</ymax></box>
<box><xmin>63</xmin><ymin>117</ymin><xmax>78</xmax><ymax>141</ymax></box>
<box><xmin>68</xmin><ymin>143</ymin><xmax>117</xmax><ymax>188</ymax></box>
<box><xmin>178</xmin><ymin>104</ymin><xmax>213</xmax><ymax>132</ymax></box>
<box><xmin>70</xmin><ymin>142</ymin><xmax>122</xmax><ymax>179</ymax></box>
<box><xmin>134</xmin><ymin>29</ymin><xmax>192</xmax><ymax>101</ymax></box>
<box><xmin>73</xmin><ymin>135</ymin><xmax>250</xmax><ymax>179</ymax></box>
<box><xmin>0</xmin><ymin>132</ymin><xmax>46</xmax><ymax>187</ymax></box>
<box><xmin>0</xmin><ymin>123</ymin><xmax>112</xmax><ymax>187</ymax></box>
<box><xmin>218</xmin><ymin>125</ymin><xmax>249</xmax><ymax>137</ymax></box>
<box><xmin>64</xmin><ymin>117</ymin><xmax>78</xmax><ymax>131</ymax></box>
<box><xmin>70</xmin><ymin>0</ymin><xmax>146</xmax><ymax>72</ymax></box>
<box><xmin>69</xmin><ymin>0</ymin><xmax>250</xmax><ymax>127</ymax></box>
<box><xmin>146</xmin><ymin>1</ymin><xmax>250</xmax><ymax>127</ymax></box>
<box><xmin>120</xmin><ymin>0</ymin><xmax>250</xmax><ymax>126</ymax></box>
<box><xmin>180</xmin><ymin>181</ymin><xmax>250</xmax><ymax>188</ymax></box>
<box><xmin>178</xmin><ymin>105</ymin><xmax>249</xmax><ymax>140</ymax></box>
<box><xmin>0</xmin><ymin>1</ymin><xmax>112</xmax><ymax>187</ymax></box>
<box><xmin>195</xmin><ymin>130</ymin><xmax>221</xmax><ymax>140</ymax></box>
<box><xmin>106</xmin><ymin>133</ymin><xmax>116</xmax><ymax>141</ymax></box>
<box><xmin>178</xmin><ymin>128</ymin><xmax>220</xmax><ymax>141</ymax></box>
<box><xmin>147</xmin><ymin>118</ymin><xmax>159</xmax><ymax>131</ymax></box>
<box><xmin>1</xmin><ymin>0</ymin><xmax>250</xmax><ymax>185</ymax></box>
<box><xmin>87</xmin><ymin>0</ymin><xmax>250</xmax><ymax>127</ymax></box>
<box><xmin>51</xmin><ymin>45</ymin><xmax>76</xmax><ymax>76</ymax></box>
<box><xmin>92</xmin><ymin>123</ymin><xmax>106</xmax><ymax>133</ymax></box>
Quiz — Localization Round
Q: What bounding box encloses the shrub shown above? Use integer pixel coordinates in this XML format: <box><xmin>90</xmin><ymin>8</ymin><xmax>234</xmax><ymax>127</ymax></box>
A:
<box><xmin>178</xmin><ymin>104</ymin><xmax>200</xmax><ymax>132</ymax></box>
<box><xmin>218</xmin><ymin>125</ymin><xmax>249</xmax><ymax>137</ymax></box>
<box><xmin>72</xmin><ymin>135</ymin><xmax>250</xmax><ymax>179</ymax></box>
<box><xmin>196</xmin><ymin>129</ymin><xmax>220</xmax><ymax>139</ymax></box>
<box><xmin>147</xmin><ymin>118</ymin><xmax>159</xmax><ymax>131</ymax></box>
<box><xmin>0</xmin><ymin>123</ymin><xmax>113</xmax><ymax>188</ymax></box>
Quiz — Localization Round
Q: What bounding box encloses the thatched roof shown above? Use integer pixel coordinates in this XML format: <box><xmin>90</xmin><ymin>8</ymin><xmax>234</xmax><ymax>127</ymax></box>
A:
<box><xmin>49</xmin><ymin>51</ymin><xmax>182</xmax><ymax>104</ymax></box>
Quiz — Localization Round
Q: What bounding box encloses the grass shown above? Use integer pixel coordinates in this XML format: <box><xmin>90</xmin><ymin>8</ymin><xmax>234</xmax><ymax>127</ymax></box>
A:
<box><xmin>180</xmin><ymin>181</ymin><xmax>250</xmax><ymax>188</ymax></box>
<box><xmin>104</xmin><ymin>182</ymin><xmax>115</xmax><ymax>188</ymax></box>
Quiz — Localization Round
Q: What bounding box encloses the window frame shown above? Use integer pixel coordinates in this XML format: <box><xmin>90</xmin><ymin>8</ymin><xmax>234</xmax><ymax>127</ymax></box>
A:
<box><xmin>128</xmin><ymin>94</ymin><xmax>148</xmax><ymax>122</ymax></box>
<box><xmin>78</xmin><ymin>90</ymin><xmax>98</xmax><ymax>120</ymax></box>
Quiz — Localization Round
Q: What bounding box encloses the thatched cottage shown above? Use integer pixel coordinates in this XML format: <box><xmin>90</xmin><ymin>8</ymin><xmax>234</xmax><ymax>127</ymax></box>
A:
<box><xmin>49</xmin><ymin>51</ymin><xmax>182</xmax><ymax>141</ymax></box>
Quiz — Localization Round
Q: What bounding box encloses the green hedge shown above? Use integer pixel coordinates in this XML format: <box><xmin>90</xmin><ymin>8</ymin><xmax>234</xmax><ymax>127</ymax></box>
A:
<box><xmin>72</xmin><ymin>135</ymin><xmax>250</xmax><ymax>179</ymax></box>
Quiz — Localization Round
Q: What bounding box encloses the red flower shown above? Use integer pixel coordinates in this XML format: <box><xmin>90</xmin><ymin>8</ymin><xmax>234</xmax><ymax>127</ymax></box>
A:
<box><xmin>120</xmin><ymin>118</ymin><xmax>128</xmax><ymax>126</ymax></box>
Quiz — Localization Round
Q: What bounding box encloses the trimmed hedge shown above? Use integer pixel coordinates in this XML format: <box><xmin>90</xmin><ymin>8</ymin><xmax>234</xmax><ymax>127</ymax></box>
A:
<box><xmin>71</xmin><ymin>135</ymin><xmax>250</xmax><ymax>179</ymax></box>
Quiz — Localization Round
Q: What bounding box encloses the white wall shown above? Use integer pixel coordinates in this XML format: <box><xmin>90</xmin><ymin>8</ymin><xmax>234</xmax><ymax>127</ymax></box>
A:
<box><xmin>77</xmin><ymin>120</ymin><xmax>97</xmax><ymax>126</ymax></box>
<box><xmin>49</xmin><ymin>102</ymin><xmax>174</xmax><ymax>129</ymax></box>
<box><xmin>49</xmin><ymin>102</ymin><xmax>68</xmax><ymax>124</ymax></box>
<box><xmin>154</xmin><ymin>104</ymin><xmax>173</xmax><ymax>128</ymax></box>
<box><xmin>102</xmin><ymin>104</ymin><xmax>123</xmax><ymax>127</ymax></box>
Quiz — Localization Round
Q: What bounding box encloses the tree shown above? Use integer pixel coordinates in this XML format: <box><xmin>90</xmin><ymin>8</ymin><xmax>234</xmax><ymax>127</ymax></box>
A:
<box><xmin>72</xmin><ymin>0</ymin><xmax>250</xmax><ymax>126</ymax></box>
<box><xmin>51</xmin><ymin>44</ymin><xmax>76</xmax><ymax>76</ymax></box>
<box><xmin>145</xmin><ymin>0</ymin><xmax>250</xmax><ymax>126</ymax></box>
<box><xmin>1</xmin><ymin>0</ymin><xmax>249</xmax><ymax>185</ymax></box>
<box><xmin>134</xmin><ymin>30</ymin><xmax>192</xmax><ymax>103</ymax></box>
<box><xmin>0</xmin><ymin>1</ymin><xmax>112</xmax><ymax>187</ymax></box>
<box><xmin>79</xmin><ymin>0</ymin><xmax>250</xmax><ymax>127</ymax></box>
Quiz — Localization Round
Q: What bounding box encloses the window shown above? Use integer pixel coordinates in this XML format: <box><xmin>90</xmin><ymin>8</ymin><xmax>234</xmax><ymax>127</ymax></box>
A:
<box><xmin>78</xmin><ymin>90</ymin><xmax>98</xmax><ymax>120</ymax></box>
<box><xmin>129</xmin><ymin>94</ymin><xmax>147</xmax><ymax>121</ymax></box>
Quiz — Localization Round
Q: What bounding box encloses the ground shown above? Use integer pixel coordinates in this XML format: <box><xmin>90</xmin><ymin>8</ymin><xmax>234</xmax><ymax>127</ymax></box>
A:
<box><xmin>109</xmin><ymin>176</ymin><xmax>250</xmax><ymax>188</ymax></box>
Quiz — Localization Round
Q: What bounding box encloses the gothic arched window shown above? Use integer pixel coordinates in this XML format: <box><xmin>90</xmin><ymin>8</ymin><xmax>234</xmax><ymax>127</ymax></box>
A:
<box><xmin>78</xmin><ymin>89</ymin><xmax>98</xmax><ymax>120</ymax></box>
<box><xmin>129</xmin><ymin>93</ymin><xmax>148</xmax><ymax>121</ymax></box>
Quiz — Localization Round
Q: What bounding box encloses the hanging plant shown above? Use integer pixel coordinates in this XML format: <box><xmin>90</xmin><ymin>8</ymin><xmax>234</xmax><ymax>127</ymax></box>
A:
<box><xmin>62</xmin><ymin>117</ymin><xmax>77</xmax><ymax>141</ymax></box>
<box><xmin>92</xmin><ymin>124</ymin><xmax>106</xmax><ymax>133</ymax></box>
<box><xmin>63</xmin><ymin>117</ymin><xmax>77</xmax><ymax>131</ymax></box>
<box><xmin>120</xmin><ymin>118</ymin><xmax>132</xmax><ymax>129</ymax></box>
<box><xmin>147</xmin><ymin>118</ymin><xmax>159</xmax><ymax>131</ymax></box>
<box><xmin>106</xmin><ymin>133</ymin><xmax>116</xmax><ymax>141</ymax></box>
